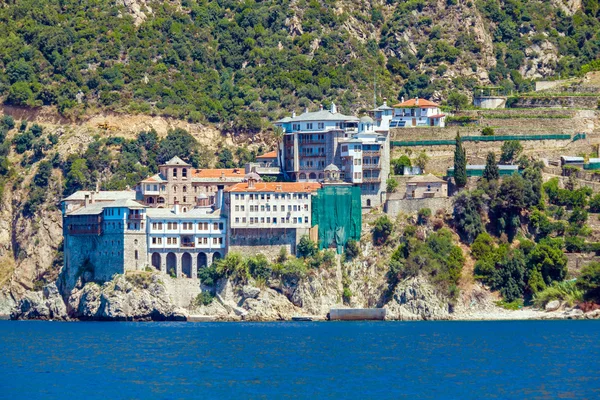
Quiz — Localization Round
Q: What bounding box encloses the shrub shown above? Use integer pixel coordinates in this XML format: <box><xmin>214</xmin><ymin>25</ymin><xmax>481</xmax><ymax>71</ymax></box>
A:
<box><xmin>215</xmin><ymin>252</ymin><xmax>247</xmax><ymax>279</ymax></box>
<box><xmin>373</xmin><ymin>215</ymin><xmax>393</xmax><ymax>245</ymax></box>
<box><xmin>576</xmin><ymin>262</ymin><xmax>600</xmax><ymax>301</ymax></box>
<box><xmin>481</xmin><ymin>127</ymin><xmax>495</xmax><ymax>136</ymax></box>
<box><xmin>532</xmin><ymin>280</ymin><xmax>583</xmax><ymax>308</ymax></box>
<box><xmin>417</xmin><ymin>208</ymin><xmax>431</xmax><ymax>225</ymax></box>
<box><xmin>297</xmin><ymin>235</ymin><xmax>317</xmax><ymax>258</ymax></box>
<box><xmin>195</xmin><ymin>291</ymin><xmax>215</xmax><ymax>306</ymax></box>
<box><xmin>386</xmin><ymin>178</ymin><xmax>399</xmax><ymax>193</ymax></box>
<box><xmin>345</xmin><ymin>239</ymin><xmax>361</xmax><ymax>260</ymax></box>
<box><xmin>247</xmin><ymin>254</ymin><xmax>271</xmax><ymax>281</ymax></box>
<box><xmin>198</xmin><ymin>265</ymin><xmax>222</xmax><ymax>287</ymax></box>
<box><xmin>1</xmin><ymin>115</ymin><xmax>15</xmax><ymax>130</ymax></box>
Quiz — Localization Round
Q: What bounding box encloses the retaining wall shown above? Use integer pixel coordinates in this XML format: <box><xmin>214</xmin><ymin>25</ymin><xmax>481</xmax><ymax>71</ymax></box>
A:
<box><xmin>385</xmin><ymin>195</ymin><xmax>452</xmax><ymax>216</ymax></box>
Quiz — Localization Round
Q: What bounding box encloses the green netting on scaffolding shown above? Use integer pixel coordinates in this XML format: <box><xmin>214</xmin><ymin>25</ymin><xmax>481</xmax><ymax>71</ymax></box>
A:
<box><xmin>311</xmin><ymin>186</ymin><xmax>362</xmax><ymax>254</ymax></box>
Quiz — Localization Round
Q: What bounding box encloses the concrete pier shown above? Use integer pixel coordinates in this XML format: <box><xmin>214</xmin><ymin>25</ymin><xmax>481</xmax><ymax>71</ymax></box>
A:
<box><xmin>328</xmin><ymin>308</ymin><xmax>386</xmax><ymax>321</ymax></box>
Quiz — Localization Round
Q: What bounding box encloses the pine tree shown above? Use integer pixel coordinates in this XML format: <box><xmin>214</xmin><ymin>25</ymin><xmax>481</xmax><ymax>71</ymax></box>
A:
<box><xmin>483</xmin><ymin>152</ymin><xmax>499</xmax><ymax>181</ymax></box>
<box><xmin>454</xmin><ymin>132</ymin><xmax>467</xmax><ymax>188</ymax></box>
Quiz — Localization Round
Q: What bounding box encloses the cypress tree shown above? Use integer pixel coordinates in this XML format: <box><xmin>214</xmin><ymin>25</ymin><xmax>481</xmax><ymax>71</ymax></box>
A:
<box><xmin>454</xmin><ymin>132</ymin><xmax>467</xmax><ymax>188</ymax></box>
<box><xmin>483</xmin><ymin>151</ymin><xmax>499</xmax><ymax>181</ymax></box>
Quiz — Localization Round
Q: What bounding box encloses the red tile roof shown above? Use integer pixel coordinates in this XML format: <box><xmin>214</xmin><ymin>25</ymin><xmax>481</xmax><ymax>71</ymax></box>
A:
<box><xmin>429</xmin><ymin>114</ymin><xmax>446</xmax><ymax>118</ymax></box>
<box><xmin>393</xmin><ymin>98</ymin><xmax>440</xmax><ymax>108</ymax></box>
<box><xmin>226</xmin><ymin>182</ymin><xmax>322</xmax><ymax>193</ymax></box>
<box><xmin>256</xmin><ymin>150</ymin><xmax>277</xmax><ymax>159</ymax></box>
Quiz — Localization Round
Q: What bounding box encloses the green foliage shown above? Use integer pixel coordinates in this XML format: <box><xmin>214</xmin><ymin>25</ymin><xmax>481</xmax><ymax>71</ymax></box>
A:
<box><xmin>453</xmin><ymin>133</ymin><xmax>467</xmax><ymax>187</ymax></box>
<box><xmin>391</xmin><ymin>155</ymin><xmax>411</xmax><ymax>175</ymax></box>
<box><xmin>198</xmin><ymin>265</ymin><xmax>223</xmax><ymax>287</ymax></box>
<box><xmin>532</xmin><ymin>280</ymin><xmax>583</xmax><ymax>308</ymax></box>
<box><xmin>157</xmin><ymin>128</ymin><xmax>199</xmax><ymax>165</ymax></box>
<box><xmin>471</xmin><ymin>232</ymin><xmax>495</xmax><ymax>260</ymax></box>
<box><xmin>344</xmin><ymin>239</ymin><xmax>360</xmax><ymax>260</ymax></box>
<box><xmin>386</xmin><ymin>178</ymin><xmax>399</xmax><ymax>193</ymax></box>
<box><xmin>453</xmin><ymin>190</ymin><xmax>485</xmax><ymax>244</ymax></box>
<box><xmin>481</xmin><ymin>127</ymin><xmax>495</xmax><ymax>136</ymax></box>
<box><xmin>495</xmin><ymin>299</ymin><xmax>523</xmax><ymax>310</ymax></box>
<box><xmin>576</xmin><ymin>262</ymin><xmax>600</xmax><ymax>301</ymax></box>
<box><xmin>417</xmin><ymin>208</ymin><xmax>432</xmax><ymax>225</ymax></box>
<box><xmin>414</xmin><ymin>151</ymin><xmax>429</xmax><ymax>171</ymax></box>
<box><xmin>297</xmin><ymin>235</ymin><xmax>317</xmax><ymax>258</ymax></box>
<box><xmin>589</xmin><ymin>193</ymin><xmax>600</xmax><ymax>212</ymax></box>
<box><xmin>215</xmin><ymin>252</ymin><xmax>248</xmax><ymax>280</ymax></box>
<box><xmin>499</xmin><ymin>141</ymin><xmax>523</xmax><ymax>164</ymax></box>
<box><xmin>447</xmin><ymin>90</ymin><xmax>469</xmax><ymax>111</ymax></box>
<box><xmin>372</xmin><ymin>215</ymin><xmax>393</xmax><ymax>245</ymax></box>
<box><xmin>195</xmin><ymin>291</ymin><xmax>215</xmax><ymax>306</ymax></box>
<box><xmin>483</xmin><ymin>152</ymin><xmax>499</xmax><ymax>181</ymax></box>
<box><xmin>247</xmin><ymin>254</ymin><xmax>271</xmax><ymax>281</ymax></box>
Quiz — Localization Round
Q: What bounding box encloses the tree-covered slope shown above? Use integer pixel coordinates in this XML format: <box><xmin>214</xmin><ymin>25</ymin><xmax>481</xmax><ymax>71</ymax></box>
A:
<box><xmin>0</xmin><ymin>0</ymin><xmax>599</xmax><ymax>128</ymax></box>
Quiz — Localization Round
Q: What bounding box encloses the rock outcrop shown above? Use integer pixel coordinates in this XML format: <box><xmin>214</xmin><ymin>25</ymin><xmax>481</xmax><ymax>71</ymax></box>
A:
<box><xmin>384</xmin><ymin>276</ymin><xmax>451</xmax><ymax>320</ymax></box>
<box><xmin>12</xmin><ymin>283</ymin><xmax>67</xmax><ymax>320</ymax></box>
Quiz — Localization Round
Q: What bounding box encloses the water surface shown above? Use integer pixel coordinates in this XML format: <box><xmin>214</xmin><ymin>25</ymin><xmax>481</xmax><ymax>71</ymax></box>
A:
<box><xmin>0</xmin><ymin>320</ymin><xmax>598</xmax><ymax>399</ymax></box>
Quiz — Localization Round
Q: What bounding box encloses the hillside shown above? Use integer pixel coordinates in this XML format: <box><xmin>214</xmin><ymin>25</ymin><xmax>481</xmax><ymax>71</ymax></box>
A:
<box><xmin>1</xmin><ymin>0</ymin><xmax>600</xmax><ymax>126</ymax></box>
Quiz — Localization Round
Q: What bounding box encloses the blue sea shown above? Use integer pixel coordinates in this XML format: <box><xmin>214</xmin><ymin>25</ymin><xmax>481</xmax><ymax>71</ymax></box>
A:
<box><xmin>0</xmin><ymin>320</ymin><xmax>599</xmax><ymax>399</ymax></box>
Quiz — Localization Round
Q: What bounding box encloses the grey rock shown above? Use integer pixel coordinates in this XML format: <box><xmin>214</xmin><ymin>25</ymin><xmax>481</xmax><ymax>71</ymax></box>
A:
<box><xmin>242</xmin><ymin>285</ymin><xmax>261</xmax><ymax>299</ymax></box>
<box><xmin>545</xmin><ymin>300</ymin><xmax>561</xmax><ymax>312</ymax></box>
<box><xmin>384</xmin><ymin>275</ymin><xmax>450</xmax><ymax>320</ymax></box>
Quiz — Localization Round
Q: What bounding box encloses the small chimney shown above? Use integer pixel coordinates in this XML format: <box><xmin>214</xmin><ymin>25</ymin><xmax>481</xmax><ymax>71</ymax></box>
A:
<box><xmin>173</xmin><ymin>203</ymin><xmax>180</xmax><ymax>215</ymax></box>
<box><xmin>84</xmin><ymin>193</ymin><xmax>90</xmax><ymax>207</ymax></box>
<box><xmin>401</xmin><ymin>96</ymin><xmax>405</xmax><ymax>103</ymax></box>
<box><xmin>292</xmin><ymin>111</ymin><xmax>296</xmax><ymax>118</ymax></box>
<box><xmin>331</xmin><ymin>102</ymin><xmax>337</xmax><ymax>114</ymax></box>
<box><xmin>304</xmin><ymin>107</ymin><xmax>308</xmax><ymax>114</ymax></box>
<box><xmin>220</xmin><ymin>171</ymin><xmax>225</xmax><ymax>179</ymax></box>
<box><xmin>319</xmin><ymin>104</ymin><xmax>323</xmax><ymax>111</ymax></box>
<box><xmin>248</xmin><ymin>177</ymin><xmax>256</xmax><ymax>189</ymax></box>
<box><xmin>415</xmin><ymin>97</ymin><xmax>419</xmax><ymax>106</ymax></box>
<box><xmin>276</xmin><ymin>183</ymin><xmax>282</xmax><ymax>191</ymax></box>
<box><xmin>383</xmin><ymin>97</ymin><xmax>387</xmax><ymax>107</ymax></box>
<box><xmin>90</xmin><ymin>191</ymin><xmax>95</xmax><ymax>204</ymax></box>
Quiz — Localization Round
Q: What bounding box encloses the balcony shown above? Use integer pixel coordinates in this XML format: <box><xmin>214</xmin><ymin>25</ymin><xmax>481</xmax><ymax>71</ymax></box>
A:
<box><xmin>128</xmin><ymin>214</ymin><xmax>144</xmax><ymax>220</ymax></box>
<box><xmin>363</xmin><ymin>164</ymin><xmax>381</xmax><ymax>170</ymax></box>
<box><xmin>363</xmin><ymin>150</ymin><xmax>381</xmax><ymax>157</ymax></box>
<box><xmin>363</xmin><ymin>177</ymin><xmax>381</xmax><ymax>183</ymax></box>
<box><xmin>181</xmin><ymin>242</ymin><xmax>196</xmax><ymax>248</ymax></box>
<box><xmin>300</xmin><ymin>153</ymin><xmax>326</xmax><ymax>158</ymax></box>
<box><xmin>68</xmin><ymin>226</ymin><xmax>102</xmax><ymax>235</ymax></box>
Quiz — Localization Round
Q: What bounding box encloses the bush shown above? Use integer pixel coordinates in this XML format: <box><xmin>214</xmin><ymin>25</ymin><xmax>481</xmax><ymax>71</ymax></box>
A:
<box><xmin>345</xmin><ymin>239</ymin><xmax>360</xmax><ymax>260</ymax></box>
<box><xmin>297</xmin><ymin>235</ymin><xmax>317</xmax><ymax>258</ymax></box>
<box><xmin>247</xmin><ymin>254</ymin><xmax>271</xmax><ymax>281</ymax></box>
<box><xmin>417</xmin><ymin>208</ymin><xmax>431</xmax><ymax>225</ymax></box>
<box><xmin>532</xmin><ymin>280</ymin><xmax>583</xmax><ymax>308</ymax></box>
<box><xmin>576</xmin><ymin>262</ymin><xmax>600</xmax><ymax>301</ymax></box>
<box><xmin>195</xmin><ymin>291</ymin><xmax>215</xmax><ymax>306</ymax></box>
<box><xmin>386</xmin><ymin>178</ymin><xmax>399</xmax><ymax>193</ymax></box>
<box><xmin>1</xmin><ymin>115</ymin><xmax>15</xmax><ymax>130</ymax></box>
<box><xmin>198</xmin><ymin>265</ymin><xmax>222</xmax><ymax>287</ymax></box>
<box><xmin>481</xmin><ymin>127</ymin><xmax>495</xmax><ymax>136</ymax></box>
<box><xmin>373</xmin><ymin>215</ymin><xmax>393</xmax><ymax>245</ymax></box>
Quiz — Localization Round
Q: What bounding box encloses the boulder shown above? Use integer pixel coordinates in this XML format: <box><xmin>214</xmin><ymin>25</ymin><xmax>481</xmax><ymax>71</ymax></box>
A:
<box><xmin>242</xmin><ymin>285</ymin><xmax>261</xmax><ymax>299</ymax></box>
<box><xmin>384</xmin><ymin>275</ymin><xmax>450</xmax><ymax>320</ymax></box>
<box><xmin>545</xmin><ymin>300</ymin><xmax>561</xmax><ymax>312</ymax></box>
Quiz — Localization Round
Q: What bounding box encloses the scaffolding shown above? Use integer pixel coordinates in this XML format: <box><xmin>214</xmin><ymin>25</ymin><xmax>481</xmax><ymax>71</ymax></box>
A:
<box><xmin>311</xmin><ymin>186</ymin><xmax>362</xmax><ymax>253</ymax></box>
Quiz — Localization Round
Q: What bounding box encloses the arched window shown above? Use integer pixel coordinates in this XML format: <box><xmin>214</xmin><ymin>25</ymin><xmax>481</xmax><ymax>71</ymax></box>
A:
<box><xmin>173</xmin><ymin>186</ymin><xmax>177</xmax><ymax>192</ymax></box>
<box><xmin>182</xmin><ymin>168</ymin><xmax>187</xmax><ymax>178</ymax></box>
<box><xmin>309</xmin><ymin>172</ymin><xmax>317</xmax><ymax>180</ymax></box>
<box><xmin>183</xmin><ymin>196</ymin><xmax>187</xmax><ymax>203</ymax></box>
<box><xmin>299</xmin><ymin>173</ymin><xmax>306</xmax><ymax>180</ymax></box>
<box><xmin>147</xmin><ymin>197</ymin><xmax>154</xmax><ymax>204</ymax></box>
<box><xmin>366</xmin><ymin>199</ymin><xmax>371</xmax><ymax>207</ymax></box>
<box><xmin>157</xmin><ymin>197</ymin><xmax>165</xmax><ymax>204</ymax></box>
<box><xmin>173</xmin><ymin>168</ymin><xmax>178</xmax><ymax>178</ymax></box>
<box><xmin>183</xmin><ymin>186</ymin><xmax>187</xmax><ymax>193</ymax></box>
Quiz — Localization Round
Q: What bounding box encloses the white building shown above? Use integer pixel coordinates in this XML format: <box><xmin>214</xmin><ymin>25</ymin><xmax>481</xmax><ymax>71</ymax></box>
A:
<box><xmin>146</xmin><ymin>204</ymin><xmax>227</xmax><ymax>278</ymax></box>
<box><xmin>224</xmin><ymin>175</ymin><xmax>321</xmax><ymax>257</ymax></box>
<box><xmin>390</xmin><ymin>97</ymin><xmax>446</xmax><ymax>128</ymax></box>
<box><xmin>274</xmin><ymin>103</ymin><xmax>390</xmax><ymax>210</ymax></box>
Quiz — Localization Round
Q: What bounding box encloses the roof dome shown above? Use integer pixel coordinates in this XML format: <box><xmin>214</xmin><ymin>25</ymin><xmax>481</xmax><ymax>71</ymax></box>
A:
<box><xmin>360</xmin><ymin>116</ymin><xmax>374</xmax><ymax>123</ymax></box>
<box><xmin>324</xmin><ymin>164</ymin><xmax>340</xmax><ymax>172</ymax></box>
<box><xmin>245</xmin><ymin>172</ymin><xmax>261</xmax><ymax>181</ymax></box>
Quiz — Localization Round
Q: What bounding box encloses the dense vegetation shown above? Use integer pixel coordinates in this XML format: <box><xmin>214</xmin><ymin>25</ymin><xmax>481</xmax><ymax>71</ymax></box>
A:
<box><xmin>1</xmin><ymin>0</ymin><xmax>600</xmax><ymax>126</ymax></box>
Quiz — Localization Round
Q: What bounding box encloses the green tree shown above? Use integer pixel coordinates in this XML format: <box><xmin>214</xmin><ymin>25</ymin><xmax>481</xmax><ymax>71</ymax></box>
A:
<box><xmin>414</xmin><ymin>151</ymin><xmax>429</xmax><ymax>171</ymax></box>
<box><xmin>34</xmin><ymin>161</ymin><xmax>52</xmax><ymax>187</ymax></box>
<box><xmin>6</xmin><ymin>82</ymin><xmax>33</xmax><ymax>106</ymax></box>
<box><xmin>64</xmin><ymin>158</ymin><xmax>90</xmax><ymax>195</ymax></box>
<box><xmin>483</xmin><ymin>152</ymin><xmax>499</xmax><ymax>181</ymax></box>
<box><xmin>157</xmin><ymin>128</ymin><xmax>198</xmax><ymax>164</ymax></box>
<box><xmin>453</xmin><ymin>190</ymin><xmax>485</xmax><ymax>244</ymax></box>
<box><xmin>297</xmin><ymin>235</ymin><xmax>317</xmax><ymax>258</ymax></box>
<box><xmin>453</xmin><ymin>132</ymin><xmax>467</xmax><ymax>188</ymax></box>
<box><xmin>500</xmin><ymin>141</ymin><xmax>523</xmax><ymax>164</ymax></box>
<box><xmin>481</xmin><ymin>127</ymin><xmax>495</xmax><ymax>136</ymax></box>
<box><xmin>576</xmin><ymin>262</ymin><xmax>600</xmax><ymax>301</ymax></box>
<box><xmin>528</xmin><ymin>243</ymin><xmax>568</xmax><ymax>285</ymax></box>
<box><xmin>447</xmin><ymin>90</ymin><xmax>469</xmax><ymax>111</ymax></box>
<box><xmin>391</xmin><ymin>155</ymin><xmax>411</xmax><ymax>175</ymax></box>
<box><xmin>386</xmin><ymin>178</ymin><xmax>399</xmax><ymax>193</ymax></box>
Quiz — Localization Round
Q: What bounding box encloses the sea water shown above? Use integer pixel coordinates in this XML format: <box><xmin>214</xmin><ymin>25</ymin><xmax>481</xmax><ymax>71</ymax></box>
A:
<box><xmin>0</xmin><ymin>320</ymin><xmax>598</xmax><ymax>399</ymax></box>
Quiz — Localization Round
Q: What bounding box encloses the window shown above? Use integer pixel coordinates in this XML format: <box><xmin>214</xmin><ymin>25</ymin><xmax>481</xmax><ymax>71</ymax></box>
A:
<box><xmin>152</xmin><ymin>237</ymin><xmax>157</xmax><ymax>244</ymax></box>
<box><xmin>213</xmin><ymin>222</ymin><xmax>218</xmax><ymax>230</ymax></box>
<box><xmin>219</xmin><ymin>223</ymin><xmax>224</xmax><ymax>230</ymax></box>
<box><xmin>273</xmin><ymin>217</ymin><xmax>277</xmax><ymax>224</ymax></box>
<box><xmin>235</xmin><ymin>217</ymin><xmax>239</xmax><ymax>223</ymax></box>
<box><xmin>182</xmin><ymin>168</ymin><xmax>187</xmax><ymax>178</ymax></box>
<box><xmin>235</xmin><ymin>205</ymin><xmax>240</xmax><ymax>212</ymax></box>
<box><xmin>241</xmin><ymin>205</ymin><xmax>245</xmax><ymax>212</ymax></box>
<box><xmin>173</xmin><ymin>169</ymin><xmax>177</xmax><ymax>177</ymax></box>
<box><xmin>305</xmin><ymin>217</ymin><xmax>309</xmax><ymax>223</ymax></box>
<box><xmin>235</xmin><ymin>194</ymin><xmax>239</xmax><ymax>200</ymax></box>
<box><xmin>318</xmin><ymin>122</ymin><xmax>324</xmax><ymax>129</ymax></box>
<box><xmin>135</xmin><ymin>250</ymin><xmax>138</xmax><ymax>260</ymax></box>
<box><xmin>260</xmin><ymin>217</ymin><xmax>265</xmax><ymax>223</ymax></box>
<box><xmin>307</xmin><ymin>123</ymin><xmax>313</xmax><ymax>130</ymax></box>
<box><xmin>242</xmin><ymin>217</ymin><xmax>246</xmax><ymax>223</ymax></box>
<box><xmin>152</xmin><ymin>223</ymin><xmax>157</xmax><ymax>230</ymax></box>
<box><xmin>183</xmin><ymin>186</ymin><xmax>187</xmax><ymax>192</ymax></box>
